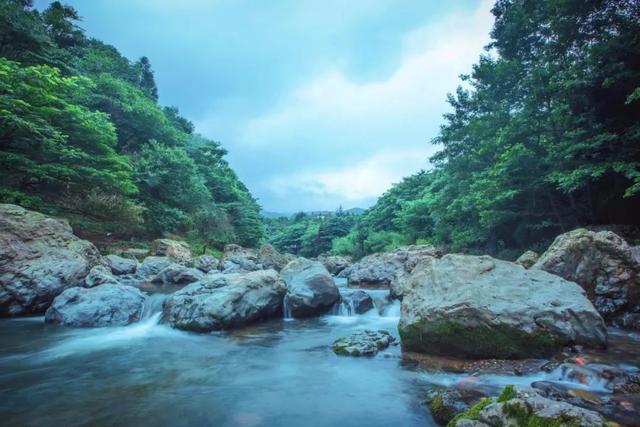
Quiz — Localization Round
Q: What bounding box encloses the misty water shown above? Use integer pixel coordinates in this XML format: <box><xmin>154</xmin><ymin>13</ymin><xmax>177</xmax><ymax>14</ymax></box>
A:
<box><xmin>1</xmin><ymin>280</ymin><xmax>639</xmax><ymax>427</ymax></box>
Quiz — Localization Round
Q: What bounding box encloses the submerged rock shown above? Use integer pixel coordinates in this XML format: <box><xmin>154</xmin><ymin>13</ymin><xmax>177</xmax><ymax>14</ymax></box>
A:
<box><xmin>44</xmin><ymin>284</ymin><xmax>145</xmax><ymax>327</ymax></box>
<box><xmin>105</xmin><ymin>254</ymin><xmax>138</xmax><ymax>275</ymax></box>
<box><xmin>220</xmin><ymin>244</ymin><xmax>261</xmax><ymax>273</ymax></box>
<box><xmin>151</xmin><ymin>264</ymin><xmax>204</xmax><ymax>286</ymax></box>
<box><xmin>317</xmin><ymin>254</ymin><xmax>352</xmax><ymax>275</ymax></box>
<box><xmin>162</xmin><ymin>270</ymin><xmax>286</xmax><ymax>332</ymax></box>
<box><xmin>332</xmin><ymin>330</ymin><xmax>395</xmax><ymax>356</ymax></box>
<box><xmin>149</xmin><ymin>239</ymin><xmax>192</xmax><ymax>264</ymax></box>
<box><xmin>0</xmin><ymin>204</ymin><xmax>102</xmax><ymax>316</ymax></box>
<box><xmin>515</xmin><ymin>250</ymin><xmax>539</xmax><ymax>269</ymax></box>
<box><xmin>84</xmin><ymin>265</ymin><xmax>120</xmax><ymax>288</ymax></box>
<box><xmin>193</xmin><ymin>255</ymin><xmax>219</xmax><ymax>273</ymax></box>
<box><xmin>280</xmin><ymin>258</ymin><xmax>339</xmax><ymax>317</ymax></box>
<box><xmin>534</xmin><ymin>228</ymin><xmax>640</xmax><ymax>329</ymax></box>
<box><xmin>399</xmin><ymin>254</ymin><xmax>607</xmax><ymax>359</ymax></box>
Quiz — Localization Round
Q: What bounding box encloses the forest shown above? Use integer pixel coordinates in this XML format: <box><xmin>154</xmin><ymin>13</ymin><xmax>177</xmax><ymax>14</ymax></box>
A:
<box><xmin>0</xmin><ymin>0</ymin><xmax>263</xmax><ymax>249</ymax></box>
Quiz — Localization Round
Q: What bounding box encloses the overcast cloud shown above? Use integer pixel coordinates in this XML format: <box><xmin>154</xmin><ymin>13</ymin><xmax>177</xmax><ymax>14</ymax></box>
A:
<box><xmin>36</xmin><ymin>0</ymin><xmax>494</xmax><ymax>212</ymax></box>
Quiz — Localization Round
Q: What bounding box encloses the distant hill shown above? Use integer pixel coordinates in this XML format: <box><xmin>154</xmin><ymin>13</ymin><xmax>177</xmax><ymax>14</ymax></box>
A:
<box><xmin>261</xmin><ymin>207</ymin><xmax>365</xmax><ymax>218</ymax></box>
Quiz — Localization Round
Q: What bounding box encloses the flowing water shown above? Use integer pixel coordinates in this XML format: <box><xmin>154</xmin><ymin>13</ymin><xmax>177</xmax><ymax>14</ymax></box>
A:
<box><xmin>1</xmin><ymin>282</ymin><xmax>638</xmax><ymax>427</ymax></box>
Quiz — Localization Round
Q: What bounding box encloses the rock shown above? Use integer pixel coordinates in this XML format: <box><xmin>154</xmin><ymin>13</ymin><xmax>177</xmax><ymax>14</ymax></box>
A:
<box><xmin>280</xmin><ymin>258</ymin><xmax>340</xmax><ymax>317</ymax></box>
<box><xmin>193</xmin><ymin>255</ymin><xmax>219</xmax><ymax>273</ymax></box>
<box><xmin>138</xmin><ymin>256</ymin><xmax>173</xmax><ymax>278</ymax></box>
<box><xmin>220</xmin><ymin>244</ymin><xmax>261</xmax><ymax>273</ymax></box>
<box><xmin>342</xmin><ymin>290</ymin><xmax>374</xmax><ymax>314</ymax></box>
<box><xmin>534</xmin><ymin>228</ymin><xmax>640</xmax><ymax>328</ymax></box>
<box><xmin>258</xmin><ymin>244</ymin><xmax>291</xmax><ymax>271</ymax></box>
<box><xmin>632</xmin><ymin>246</ymin><xmax>640</xmax><ymax>264</ymax></box>
<box><xmin>44</xmin><ymin>284</ymin><xmax>145</xmax><ymax>327</ymax></box>
<box><xmin>162</xmin><ymin>270</ymin><xmax>286</xmax><ymax>332</ymax></box>
<box><xmin>613</xmin><ymin>373</ymin><xmax>640</xmax><ymax>395</ymax></box>
<box><xmin>84</xmin><ymin>265</ymin><xmax>119</xmax><ymax>288</ymax></box>
<box><xmin>332</xmin><ymin>330</ymin><xmax>395</xmax><ymax>356</ymax></box>
<box><xmin>151</xmin><ymin>264</ymin><xmax>204</xmax><ymax>286</ymax></box>
<box><xmin>515</xmin><ymin>250</ymin><xmax>539</xmax><ymax>269</ymax></box>
<box><xmin>105</xmin><ymin>254</ymin><xmax>138</xmax><ymax>275</ymax></box>
<box><xmin>117</xmin><ymin>248</ymin><xmax>148</xmax><ymax>262</ymax></box>
<box><xmin>0</xmin><ymin>204</ymin><xmax>102</xmax><ymax>316</ymax></box>
<box><xmin>341</xmin><ymin>245</ymin><xmax>442</xmax><ymax>298</ymax></box>
<box><xmin>428</xmin><ymin>388</ymin><xmax>485</xmax><ymax>425</ymax></box>
<box><xmin>399</xmin><ymin>254</ymin><xmax>607</xmax><ymax>359</ymax></box>
<box><xmin>149</xmin><ymin>239</ymin><xmax>192</xmax><ymax>264</ymax></box>
<box><xmin>450</xmin><ymin>386</ymin><xmax>606</xmax><ymax>427</ymax></box>
<box><xmin>317</xmin><ymin>254</ymin><xmax>352</xmax><ymax>275</ymax></box>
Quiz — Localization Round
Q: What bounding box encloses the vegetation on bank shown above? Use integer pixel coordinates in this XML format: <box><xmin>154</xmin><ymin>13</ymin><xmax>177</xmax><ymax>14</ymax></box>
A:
<box><xmin>0</xmin><ymin>0</ymin><xmax>263</xmax><ymax>248</ymax></box>
<box><xmin>332</xmin><ymin>0</ymin><xmax>640</xmax><ymax>260</ymax></box>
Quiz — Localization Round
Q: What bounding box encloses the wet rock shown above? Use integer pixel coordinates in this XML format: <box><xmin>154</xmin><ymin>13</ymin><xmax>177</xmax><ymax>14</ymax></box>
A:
<box><xmin>220</xmin><ymin>244</ymin><xmax>261</xmax><ymax>273</ymax></box>
<box><xmin>515</xmin><ymin>250</ymin><xmax>539</xmax><ymax>269</ymax></box>
<box><xmin>258</xmin><ymin>244</ymin><xmax>292</xmax><ymax>271</ymax></box>
<box><xmin>44</xmin><ymin>284</ymin><xmax>145</xmax><ymax>327</ymax></box>
<box><xmin>105</xmin><ymin>254</ymin><xmax>138</xmax><ymax>275</ymax></box>
<box><xmin>428</xmin><ymin>388</ymin><xmax>485</xmax><ymax>425</ymax></box>
<box><xmin>317</xmin><ymin>254</ymin><xmax>352</xmax><ymax>275</ymax></box>
<box><xmin>0</xmin><ymin>204</ymin><xmax>102</xmax><ymax>316</ymax></box>
<box><xmin>332</xmin><ymin>330</ymin><xmax>395</xmax><ymax>356</ymax></box>
<box><xmin>534</xmin><ymin>228</ymin><xmax>640</xmax><ymax>329</ymax></box>
<box><xmin>614</xmin><ymin>373</ymin><xmax>640</xmax><ymax>395</ymax></box>
<box><xmin>399</xmin><ymin>254</ymin><xmax>607</xmax><ymax>359</ymax></box>
<box><xmin>341</xmin><ymin>245</ymin><xmax>442</xmax><ymax>298</ymax></box>
<box><xmin>138</xmin><ymin>256</ymin><xmax>174</xmax><ymax>278</ymax></box>
<box><xmin>149</xmin><ymin>239</ymin><xmax>192</xmax><ymax>264</ymax></box>
<box><xmin>151</xmin><ymin>264</ymin><xmax>204</xmax><ymax>286</ymax></box>
<box><xmin>193</xmin><ymin>255</ymin><xmax>219</xmax><ymax>273</ymax></box>
<box><xmin>85</xmin><ymin>265</ymin><xmax>120</xmax><ymax>288</ymax></box>
<box><xmin>280</xmin><ymin>258</ymin><xmax>339</xmax><ymax>317</ymax></box>
<box><xmin>162</xmin><ymin>270</ymin><xmax>286</xmax><ymax>332</ymax></box>
<box><xmin>342</xmin><ymin>290</ymin><xmax>374</xmax><ymax>314</ymax></box>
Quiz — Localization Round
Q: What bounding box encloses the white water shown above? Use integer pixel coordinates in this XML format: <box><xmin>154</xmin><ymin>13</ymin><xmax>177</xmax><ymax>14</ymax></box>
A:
<box><xmin>283</xmin><ymin>294</ymin><xmax>293</xmax><ymax>320</ymax></box>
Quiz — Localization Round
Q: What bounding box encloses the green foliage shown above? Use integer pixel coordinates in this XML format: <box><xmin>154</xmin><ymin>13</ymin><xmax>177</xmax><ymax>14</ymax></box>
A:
<box><xmin>497</xmin><ymin>385</ymin><xmax>516</xmax><ymax>403</ymax></box>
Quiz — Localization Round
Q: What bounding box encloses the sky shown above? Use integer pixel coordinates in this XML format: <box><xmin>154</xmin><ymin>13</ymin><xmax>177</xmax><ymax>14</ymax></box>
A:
<box><xmin>36</xmin><ymin>0</ymin><xmax>495</xmax><ymax>213</ymax></box>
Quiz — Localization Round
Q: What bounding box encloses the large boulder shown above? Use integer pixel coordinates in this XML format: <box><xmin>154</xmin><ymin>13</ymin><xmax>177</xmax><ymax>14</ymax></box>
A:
<box><xmin>44</xmin><ymin>284</ymin><xmax>146</xmax><ymax>327</ymax></box>
<box><xmin>220</xmin><ymin>244</ymin><xmax>261</xmax><ymax>273</ymax></box>
<box><xmin>399</xmin><ymin>254</ymin><xmax>607</xmax><ymax>359</ymax></box>
<box><xmin>149</xmin><ymin>239</ymin><xmax>192</xmax><ymax>264</ymax></box>
<box><xmin>317</xmin><ymin>254</ymin><xmax>352</xmax><ymax>275</ymax></box>
<box><xmin>150</xmin><ymin>264</ymin><xmax>204</xmax><ymax>286</ymax></box>
<box><xmin>533</xmin><ymin>228</ymin><xmax>640</xmax><ymax>329</ymax></box>
<box><xmin>258</xmin><ymin>244</ymin><xmax>292</xmax><ymax>271</ymax></box>
<box><xmin>162</xmin><ymin>270</ymin><xmax>286</xmax><ymax>332</ymax></box>
<box><xmin>280</xmin><ymin>258</ymin><xmax>340</xmax><ymax>317</ymax></box>
<box><xmin>104</xmin><ymin>254</ymin><xmax>138</xmax><ymax>275</ymax></box>
<box><xmin>0</xmin><ymin>204</ymin><xmax>102</xmax><ymax>316</ymax></box>
<box><xmin>340</xmin><ymin>245</ymin><xmax>442</xmax><ymax>298</ymax></box>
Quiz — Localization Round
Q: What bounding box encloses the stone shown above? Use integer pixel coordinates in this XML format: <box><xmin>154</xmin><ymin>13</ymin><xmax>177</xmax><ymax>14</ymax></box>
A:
<box><xmin>104</xmin><ymin>254</ymin><xmax>138</xmax><ymax>275</ymax></box>
<box><xmin>44</xmin><ymin>284</ymin><xmax>145</xmax><ymax>327</ymax></box>
<box><xmin>280</xmin><ymin>258</ymin><xmax>340</xmax><ymax>317</ymax></box>
<box><xmin>534</xmin><ymin>228</ymin><xmax>640</xmax><ymax>328</ymax></box>
<box><xmin>118</xmin><ymin>248</ymin><xmax>148</xmax><ymax>262</ymax></box>
<box><xmin>258</xmin><ymin>244</ymin><xmax>292</xmax><ymax>271</ymax></box>
<box><xmin>220</xmin><ymin>244</ymin><xmax>261</xmax><ymax>273</ymax></box>
<box><xmin>342</xmin><ymin>289</ymin><xmax>374</xmax><ymax>314</ymax></box>
<box><xmin>162</xmin><ymin>270</ymin><xmax>286</xmax><ymax>332</ymax></box>
<box><xmin>399</xmin><ymin>254</ymin><xmax>607</xmax><ymax>359</ymax></box>
<box><xmin>428</xmin><ymin>388</ymin><xmax>485</xmax><ymax>425</ymax></box>
<box><xmin>151</xmin><ymin>264</ymin><xmax>204</xmax><ymax>286</ymax></box>
<box><xmin>138</xmin><ymin>256</ymin><xmax>173</xmax><ymax>278</ymax></box>
<box><xmin>193</xmin><ymin>255</ymin><xmax>219</xmax><ymax>273</ymax></box>
<box><xmin>317</xmin><ymin>254</ymin><xmax>352</xmax><ymax>275</ymax></box>
<box><xmin>84</xmin><ymin>265</ymin><xmax>120</xmax><ymax>288</ymax></box>
<box><xmin>149</xmin><ymin>239</ymin><xmax>192</xmax><ymax>264</ymax></box>
<box><xmin>332</xmin><ymin>330</ymin><xmax>395</xmax><ymax>356</ymax></box>
<box><xmin>0</xmin><ymin>204</ymin><xmax>102</xmax><ymax>316</ymax></box>
<box><xmin>515</xmin><ymin>250</ymin><xmax>539</xmax><ymax>269</ymax></box>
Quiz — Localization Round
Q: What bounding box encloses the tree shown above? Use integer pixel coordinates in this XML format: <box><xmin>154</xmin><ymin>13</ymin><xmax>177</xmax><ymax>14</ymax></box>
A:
<box><xmin>137</xmin><ymin>56</ymin><xmax>158</xmax><ymax>101</ymax></box>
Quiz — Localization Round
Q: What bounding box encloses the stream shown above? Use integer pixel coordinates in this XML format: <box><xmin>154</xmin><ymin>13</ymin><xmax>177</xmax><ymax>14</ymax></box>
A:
<box><xmin>0</xmin><ymin>279</ymin><xmax>638</xmax><ymax>426</ymax></box>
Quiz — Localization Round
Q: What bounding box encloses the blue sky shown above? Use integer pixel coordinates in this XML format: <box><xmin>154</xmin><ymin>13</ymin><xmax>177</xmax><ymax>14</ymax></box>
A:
<box><xmin>36</xmin><ymin>0</ymin><xmax>494</xmax><ymax>212</ymax></box>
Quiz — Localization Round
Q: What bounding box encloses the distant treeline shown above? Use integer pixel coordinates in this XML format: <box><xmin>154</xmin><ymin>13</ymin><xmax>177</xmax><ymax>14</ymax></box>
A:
<box><xmin>333</xmin><ymin>0</ymin><xmax>640</xmax><ymax>259</ymax></box>
<box><xmin>0</xmin><ymin>0</ymin><xmax>262</xmax><ymax>247</ymax></box>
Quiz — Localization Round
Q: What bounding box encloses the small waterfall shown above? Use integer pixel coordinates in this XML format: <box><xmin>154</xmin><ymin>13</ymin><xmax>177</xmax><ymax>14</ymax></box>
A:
<box><xmin>330</xmin><ymin>298</ymin><xmax>356</xmax><ymax>316</ymax></box>
<box><xmin>141</xmin><ymin>293</ymin><xmax>167</xmax><ymax>320</ymax></box>
<box><xmin>283</xmin><ymin>294</ymin><xmax>293</xmax><ymax>320</ymax></box>
<box><xmin>381</xmin><ymin>300</ymin><xmax>401</xmax><ymax>318</ymax></box>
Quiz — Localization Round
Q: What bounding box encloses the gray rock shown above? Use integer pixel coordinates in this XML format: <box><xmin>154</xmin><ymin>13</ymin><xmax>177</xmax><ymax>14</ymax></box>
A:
<box><xmin>515</xmin><ymin>250</ymin><xmax>539</xmax><ymax>269</ymax></box>
<box><xmin>428</xmin><ymin>388</ymin><xmax>485</xmax><ymax>425</ymax></box>
<box><xmin>138</xmin><ymin>256</ymin><xmax>173</xmax><ymax>278</ymax></box>
<box><xmin>317</xmin><ymin>254</ymin><xmax>352</xmax><ymax>275</ymax></box>
<box><xmin>84</xmin><ymin>265</ymin><xmax>120</xmax><ymax>288</ymax></box>
<box><xmin>162</xmin><ymin>270</ymin><xmax>286</xmax><ymax>332</ymax></box>
<box><xmin>281</xmin><ymin>258</ymin><xmax>340</xmax><ymax>317</ymax></box>
<box><xmin>105</xmin><ymin>254</ymin><xmax>138</xmax><ymax>275</ymax></box>
<box><xmin>258</xmin><ymin>244</ymin><xmax>292</xmax><ymax>271</ymax></box>
<box><xmin>399</xmin><ymin>254</ymin><xmax>607</xmax><ymax>359</ymax></box>
<box><xmin>193</xmin><ymin>255</ymin><xmax>219</xmax><ymax>273</ymax></box>
<box><xmin>220</xmin><ymin>244</ymin><xmax>261</xmax><ymax>273</ymax></box>
<box><xmin>151</xmin><ymin>264</ymin><xmax>204</xmax><ymax>286</ymax></box>
<box><xmin>342</xmin><ymin>289</ymin><xmax>374</xmax><ymax>314</ymax></box>
<box><xmin>149</xmin><ymin>239</ymin><xmax>192</xmax><ymax>264</ymax></box>
<box><xmin>342</xmin><ymin>245</ymin><xmax>442</xmax><ymax>298</ymax></box>
<box><xmin>332</xmin><ymin>330</ymin><xmax>395</xmax><ymax>356</ymax></box>
<box><xmin>117</xmin><ymin>248</ymin><xmax>148</xmax><ymax>262</ymax></box>
<box><xmin>534</xmin><ymin>228</ymin><xmax>640</xmax><ymax>328</ymax></box>
<box><xmin>0</xmin><ymin>204</ymin><xmax>102</xmax><ymax>316</ymax></box>
<box><xmin>44</xmin><ymin>284</ymin><xmax>145</xmax><ymax>327</ymax></box>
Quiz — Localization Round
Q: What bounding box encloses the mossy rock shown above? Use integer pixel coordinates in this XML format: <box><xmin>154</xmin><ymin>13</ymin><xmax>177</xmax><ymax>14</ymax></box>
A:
<box><xmin>332</xmin><ymin>330</ymin><xmax>395</xmax><ymax>357</ymax></box>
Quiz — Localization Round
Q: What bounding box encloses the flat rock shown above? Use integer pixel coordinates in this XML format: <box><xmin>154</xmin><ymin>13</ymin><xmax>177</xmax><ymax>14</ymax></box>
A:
<box><xmin>333</xmin><ymin>330</ymin><xmax>395</xmax><ymax>356</ymax></box>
